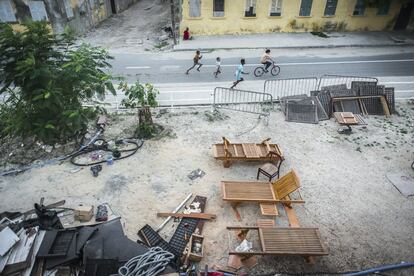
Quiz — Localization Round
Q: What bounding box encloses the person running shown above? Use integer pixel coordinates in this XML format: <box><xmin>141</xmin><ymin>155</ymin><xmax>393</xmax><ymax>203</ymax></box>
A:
<box><xmin>186</xmin><ymin>50</ymin><xmax>203</xmax><ymax>74</ymax></box>
<box><xmin>230</xmin><ymin>59</ymin><xmax>248</xmax><ymax>89</ymax></box>
<box><xmin>214</xmin><ymin>57</ymin><xmax>222</xmax><ymax>78</ymax></box>
<box><xmin>260</xmin><ymin>49</ymin><xmax>273</xmax><ymax>72</ymax></box>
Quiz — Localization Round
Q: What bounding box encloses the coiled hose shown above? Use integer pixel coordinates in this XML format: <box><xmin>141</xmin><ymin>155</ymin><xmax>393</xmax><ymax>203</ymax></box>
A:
<box><xmin>118</xmin><ymin>247</ymin><xmax>175</xmax><ymax>276</ymax></box>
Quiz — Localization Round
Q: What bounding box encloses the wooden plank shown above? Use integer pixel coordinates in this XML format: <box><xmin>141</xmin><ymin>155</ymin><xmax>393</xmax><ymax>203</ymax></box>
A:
<box><xmin>231</xmin><ymin>203</ymin><xmax>242</xmax><ymax>221</ymax></box>
<box><xmin>157</xmin><ymin>213</ymin><xmax>216</xmax><ymax>219</ymax></box>
<box><xmin>221</xmin><ymin>181</ymin><xmax>276</xmax><ymax>202</ymax></box>
<box><xmin>241</xmin><ymin>143</ymin><xmax>260</xmax><ymax>158</ymax></box>
<box><xmin>380</xmin><ymin>95</ymin><xmax>391</xmax><ymax>117</ymax></box>
<box><xmin>260</xmin><ymin>203</ymin><xmax>279</xmax><ymax>216</ymax></box>
<box><xmin>256</xmin><ymin>219</ymin><xmax>275</xmax><ymax>228</ymax></box>
<box><xmin>284</xmin><ymin>205</ymin><xmax>300</xmax><ymax>228</ymax></box>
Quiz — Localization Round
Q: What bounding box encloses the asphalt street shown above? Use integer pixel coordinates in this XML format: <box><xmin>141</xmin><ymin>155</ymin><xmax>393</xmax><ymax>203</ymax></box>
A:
<box><xmin>105</xmin><ymin>48</ymin><xmax>414</xmax><ymax>106</ymax></box>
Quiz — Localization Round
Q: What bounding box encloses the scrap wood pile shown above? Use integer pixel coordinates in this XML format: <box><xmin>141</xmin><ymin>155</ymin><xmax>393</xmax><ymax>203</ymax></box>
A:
<box><xmin>280</xmin><ymin>81</ymin><xmax>395</xmax><ymax>124</ymax></box>
<box><xmin>0</xmin><ymin>200</ymin><xmax>178</xmax><ymax>276</ymax></box>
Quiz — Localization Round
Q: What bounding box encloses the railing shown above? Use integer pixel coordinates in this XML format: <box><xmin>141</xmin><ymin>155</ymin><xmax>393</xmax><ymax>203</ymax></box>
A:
<box><xmin>318</xmin><ymin>74</ymin><xmax>378</xmax><ymax>90</ymax></box>
<box><xmin>264</xmin><ymin>77</ymin><xmax>318</xmax><ymax>100</ymax></box>
<box><xmin>213</xmin><ymin>87</ymin><xmax>273</xmax><ymax>117</ymax></box>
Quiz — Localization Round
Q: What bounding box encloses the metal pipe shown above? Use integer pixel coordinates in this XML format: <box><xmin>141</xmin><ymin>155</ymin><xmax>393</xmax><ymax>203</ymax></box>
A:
<box><xmin>346</xmin><ymin>262</ymin><xmax>414</xmax><ymax>276</ymax></box>
<box><xmin>156</xmin><ymin>193</ymin><xmax>193</xmax><ymax>232</ymax></box>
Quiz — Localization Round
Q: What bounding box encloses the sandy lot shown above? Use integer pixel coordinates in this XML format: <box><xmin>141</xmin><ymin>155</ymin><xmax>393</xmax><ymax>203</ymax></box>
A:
<box><xmin>0</xmin><ymin>101</ymin><xmax>413</xmax><ymax>274</ymax></box>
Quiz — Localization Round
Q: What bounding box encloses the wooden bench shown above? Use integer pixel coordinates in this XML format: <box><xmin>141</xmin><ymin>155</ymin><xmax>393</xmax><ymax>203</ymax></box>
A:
<box><xmin>213</xmin><ymin>137</ymin><xmax>283</xmax><ymax>168</ymax></box>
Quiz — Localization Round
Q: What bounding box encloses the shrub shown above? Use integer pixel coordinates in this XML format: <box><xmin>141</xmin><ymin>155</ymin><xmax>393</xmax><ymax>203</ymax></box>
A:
<box><xmin>0</xmin><ymin>21</ymin><xmax>116</xmax><ymax>145</ymax></box>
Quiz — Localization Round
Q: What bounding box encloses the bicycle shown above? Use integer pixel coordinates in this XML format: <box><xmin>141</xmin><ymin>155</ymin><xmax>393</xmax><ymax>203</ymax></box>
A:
<box><xmin>254</xmin><ymin>62</ymin><xmax>280</xmax><ymax>77</ymax></box>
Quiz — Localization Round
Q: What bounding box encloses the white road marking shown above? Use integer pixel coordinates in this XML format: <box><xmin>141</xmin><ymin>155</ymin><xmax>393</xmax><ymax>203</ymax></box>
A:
<box><xmin>125</xmin><ymin>66</ymin><xmax>151</xmax><ymax>69</ymax></box>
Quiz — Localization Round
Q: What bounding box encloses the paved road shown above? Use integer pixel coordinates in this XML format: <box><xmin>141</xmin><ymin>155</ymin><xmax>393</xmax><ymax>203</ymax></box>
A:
<box><xmin>106</xmin><ymin>49</ymin><xmax>414</xmax><ymax>107</ymax></box>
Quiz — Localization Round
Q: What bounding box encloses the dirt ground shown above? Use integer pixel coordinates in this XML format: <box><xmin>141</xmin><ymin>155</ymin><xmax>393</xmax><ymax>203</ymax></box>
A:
<box><xmin>81</xmin><ymin>0</ymin><xmax>174</xmax><ymax>52</ymax></box>
<box><xmin>0</xmin><ymin>101</ymin><xmax>413</xmax><ymax>275</ymax></box>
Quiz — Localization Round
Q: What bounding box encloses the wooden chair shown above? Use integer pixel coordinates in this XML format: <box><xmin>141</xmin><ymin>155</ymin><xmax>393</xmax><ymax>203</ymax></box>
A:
<box><xmin>212</xmin><ymin>137</ymin><xmax>283</xmax><ymax>168</ymax></box>
<box><xmin>256</xmin><ymin>151</ymin><xmax>283</xmax><ymax>181</ymax></box>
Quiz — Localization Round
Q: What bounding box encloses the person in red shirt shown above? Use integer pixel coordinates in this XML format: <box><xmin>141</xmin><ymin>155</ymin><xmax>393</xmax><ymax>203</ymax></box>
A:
<box><xmin>183</xmin><ymin>27</ymin><xmax>191</xmax><ymax>40</ymax></box>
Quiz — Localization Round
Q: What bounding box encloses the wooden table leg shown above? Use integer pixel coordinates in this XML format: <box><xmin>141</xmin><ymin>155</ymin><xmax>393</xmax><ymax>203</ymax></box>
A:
<box><xmin>231</xmin><ymin>202</ymin><xmax>242</xmax><ymax>221</ymax></box>
<box><xmin>223</xmin><ymin>160</ymin><xmax>231</xmax><ymax>168</ymax></box>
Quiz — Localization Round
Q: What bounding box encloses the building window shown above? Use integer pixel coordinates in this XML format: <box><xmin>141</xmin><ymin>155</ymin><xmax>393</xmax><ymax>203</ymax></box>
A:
<box><xmin>245</xmin><ymin>0</ymin><xmax>256</xmax><ymax>17</ymax></box>
<box><xmin>377</xmin><ymin>0</ymin><xmax>391</xmax><ymax>15</ymax></box>
<box><xmin>353</xmin><ymin>0</ymin><xmax>365</xmax><ymax>16</ymax></box>
<box><xmin>270</xmin><ymin>0</ymin><xmax>282</xmax><ymax>16</ymax></box>
<box><xmin>213</xmin><ymin>0</ymin><xmax>224</xmax><ymax>17</ymax></box>
<box><xmin>0</xmin><ymin>0</ymin><xmax>17</xmax><ymax>22</ymax></box>
<box><xmin>324</xmin><ymin>0</ymin><xmax>337</xmax><ymax>16</ymax></box>
<box><xmin>62</xmin><ymin>0</ymin><xmax>74</xmax><ymax>18</ymax></box>
<box><xmin>28</xmin><ymin>1</ymin><xmax>49</xmax><ymax>21</ymax></box>
<box><xmin>299</xmin><ymin>0</ymin><xmax>313</xmax><ymax>16</ymax></box>
<box><xmin>189</xmin><ymin>0</ymin><xmax>201</xmax><ymax>17</ymax></box>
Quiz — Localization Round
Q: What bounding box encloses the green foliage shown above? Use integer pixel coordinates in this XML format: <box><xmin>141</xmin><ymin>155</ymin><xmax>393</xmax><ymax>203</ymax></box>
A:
<box><xmin>0</xmin><ymin>21</ymin><xmax>116</xmax><ymax>145</ymax></box>
<box><xmin>119</xmin><ymin>81</ymin><xmax>159</xmax><ymax>109</ymax></box>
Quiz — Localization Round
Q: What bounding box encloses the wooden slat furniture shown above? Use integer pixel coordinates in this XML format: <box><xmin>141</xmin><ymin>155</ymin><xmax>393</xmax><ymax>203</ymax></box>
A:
<box><xmin>227</xmin><ymin>227</ymin><xmax>328</xmax><ymax>257</ymax></box>
<box><xmin>331</xmin><ymin>95</ymin><xmax>391</xmax><ymax>117</ymax></box>
<box><xmin>213</xmin><ymin>137</ymin><xmax>283</xmax><ymax>168</ymax></box>
<box><xmin>221</xmin><ymin>170</ymin><xmax>304</xmax><ymax>220</ymax></box>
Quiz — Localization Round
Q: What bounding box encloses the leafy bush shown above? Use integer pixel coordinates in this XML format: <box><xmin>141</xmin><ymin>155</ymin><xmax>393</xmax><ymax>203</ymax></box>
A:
<box><xmin>119</xmin><ymin>81</ymin><xmax>159</xmax><ymax>109</ymax></box>
<box><xmin>0</xmin><ymin>21</ymin><xmax>116</xmax><ymax>145</ymax></box>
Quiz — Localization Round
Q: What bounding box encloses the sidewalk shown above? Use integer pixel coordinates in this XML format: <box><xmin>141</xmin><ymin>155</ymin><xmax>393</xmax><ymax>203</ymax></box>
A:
<box><xmin>173</xmin><ymin>31</ymin><xmax>414</xmax><ymax>51</ymax></box>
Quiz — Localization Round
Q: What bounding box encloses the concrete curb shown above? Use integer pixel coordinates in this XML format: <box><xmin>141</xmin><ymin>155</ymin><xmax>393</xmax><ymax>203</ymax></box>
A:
<box><xmin>173</xmin><ymin>42</ymin><xmax>414</xmax><ymax>52</ymax></box>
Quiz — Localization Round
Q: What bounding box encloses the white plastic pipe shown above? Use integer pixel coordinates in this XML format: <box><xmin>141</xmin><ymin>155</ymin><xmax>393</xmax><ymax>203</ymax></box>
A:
<box><xmin>156</xmin><ymin>193</ymin><xmax>193</xmax><ymax>232</ymax></box>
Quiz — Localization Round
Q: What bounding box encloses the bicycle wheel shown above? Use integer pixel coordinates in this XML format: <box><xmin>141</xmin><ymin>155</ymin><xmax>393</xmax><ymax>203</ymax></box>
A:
<box><xmin>254</xmin><ymin>67</ymin><xmax>265</xmax><ymax>77</ymax></box>
<box><xmin>271</xmin><ymin>65</ymin><xmax>280</xmax><ymax>76</ymax></box>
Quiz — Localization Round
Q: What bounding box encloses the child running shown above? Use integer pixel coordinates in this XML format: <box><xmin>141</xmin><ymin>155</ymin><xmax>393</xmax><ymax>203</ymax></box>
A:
<box><xmin>186</xmin><ymin>50</ymin><xmax>203</xmax><ymax>74</ymax></box>
<box><xmin>214</xmin><ymin>57</ymin><xmax>222</xmax><ymax>78</ymax></box>
<box><xmin>230</xmin><ymin>59</ymin><xmax>248</xmax><ymax>89</ymax></box>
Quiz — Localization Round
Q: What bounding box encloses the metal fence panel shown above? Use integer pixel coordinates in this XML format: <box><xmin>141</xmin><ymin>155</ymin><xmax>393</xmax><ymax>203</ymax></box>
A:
<box><xmin>213</xmin><ymin>87</ymin><xmax>273</xmax><ymax>116</ymax></box>
<box><xmin>318</xmin><ymin>75</ymin><xmax>378</xmax><ymax>90</ymax></box>
<box><xmin>264</xmin><ymin>77</ymin><xmax>318</xmax><ymax>100</ymax></box>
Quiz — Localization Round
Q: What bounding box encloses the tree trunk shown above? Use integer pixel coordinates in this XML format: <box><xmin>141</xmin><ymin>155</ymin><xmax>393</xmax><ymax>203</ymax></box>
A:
<box><xmin>138</xmin><ymin>106</ymin><xmax>153</xmax><ymax>125</ymax></box>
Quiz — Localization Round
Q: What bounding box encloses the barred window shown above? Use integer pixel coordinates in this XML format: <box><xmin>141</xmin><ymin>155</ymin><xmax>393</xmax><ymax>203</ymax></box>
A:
<box><xmin>189</xmin><ymin>0</ymin><xmax>201</xmax><ymax>17</ymax></box>
<box><xmin>324</xmin><ymin>0</ymin><xmax>338</xmax><ymax>16</ymax></box>
<box><xmin>0</xmin><ymin>0</ymin><xmax>17</xmax><ymax>22</ymax></box>
<box><xmin>353</xmin><ymin>0</ymin><xmax>366</xmax><ymax>16</ymax></box>
<box><xmin>299</xmin><ymin>0</ymin><xmax>313</xmax><ymax>16</ymax></box>
<box><xmin>245</xmin><ymin>0</ymin><xmax>256</xmax><ymax>17</ymax></box>
<box><xmin>28</xmin><ymin>1</ymin><xmax>49</xmax><ymax>21</ymax></box>
<box><xmin>377</xmin><ymin>0</ymin><xmax>390</xmax><ymax>15</ymax></box>
<box><xmin>270</xmin><ymin>0</ymin><xmax>282</xmax><ymax>16</ymax></box>
<box><xmin>213</xmin><ymin>0</ymin><xmax>224</xmax><ymax>17</ymax></box>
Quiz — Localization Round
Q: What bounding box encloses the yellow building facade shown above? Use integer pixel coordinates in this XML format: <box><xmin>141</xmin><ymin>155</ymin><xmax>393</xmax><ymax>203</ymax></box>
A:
<box><xmin>180</xmin><ymin>0</ymin><xmax>403</xmax><ymax>35</ymax></box>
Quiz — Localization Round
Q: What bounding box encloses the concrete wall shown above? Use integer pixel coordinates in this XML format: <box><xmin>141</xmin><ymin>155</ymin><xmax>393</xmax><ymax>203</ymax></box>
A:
<box><xmin>114</xmin><ymin>0</ymin><xmax>139</xmax><ymax>14</ymax></box>
<box><xmin>180</xmin><ymin>0</ymin><xmax>403</xmax><ymax>35</ymax></box>
<box><xmin>1</xmin><ymin>0</ymin><xmax>113</xmax><ymax>34</ymax></box>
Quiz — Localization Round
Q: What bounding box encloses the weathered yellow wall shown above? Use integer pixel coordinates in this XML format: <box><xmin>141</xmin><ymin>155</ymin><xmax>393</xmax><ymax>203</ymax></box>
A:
<box><xmin>180</xmin><ymin>0</ymin><xmax>401</xmax><ymax>35</ymax></box>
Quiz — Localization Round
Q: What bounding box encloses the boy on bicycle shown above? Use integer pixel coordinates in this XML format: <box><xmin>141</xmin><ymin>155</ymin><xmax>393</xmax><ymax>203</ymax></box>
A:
<box><xmin>260</xmin><ymin>49</ymin><xmax>273</xmax><ymax>72</ymax></box>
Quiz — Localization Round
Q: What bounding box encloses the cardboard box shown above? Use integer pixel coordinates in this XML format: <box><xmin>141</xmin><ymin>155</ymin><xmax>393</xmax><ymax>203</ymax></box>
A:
<box><xmin>74</xmin><ymin>205</ymin><xmax>94</xmax><ymax>222</ymax></box>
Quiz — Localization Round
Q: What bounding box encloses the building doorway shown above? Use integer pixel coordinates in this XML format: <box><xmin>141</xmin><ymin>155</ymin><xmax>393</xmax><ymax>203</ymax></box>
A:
<box><xmin>394</xmin><ymin>3</ymin><xmax>413</xmax><ymax>30</ymax></box>
<box><xmin>110</xmin><ymin>0</ymin><xmax>117</xmax><ymax>14</ymax></box>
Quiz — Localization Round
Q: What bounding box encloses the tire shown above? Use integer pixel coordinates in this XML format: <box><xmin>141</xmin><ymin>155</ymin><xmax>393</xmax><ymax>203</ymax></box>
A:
<box><xmin>271</xmin><ymin>65</ymin><xmax>280</xmax><ymax>77</ymax></box>
<box><xmin>254</xmin><ymin>67</ymin><xmax>264</xmax><ymax>77</ymax></box>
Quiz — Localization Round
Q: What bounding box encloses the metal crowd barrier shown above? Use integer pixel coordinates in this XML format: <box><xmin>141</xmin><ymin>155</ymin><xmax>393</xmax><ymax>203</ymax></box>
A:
<box><xmin>213</xmin><ymin>87</ymin><xmax>273</xmax><ymax>117</ymax></box>
<box><xmin>264</xmin><ymin>77</ymin><xmax>318</xmax><ymax>100</ymax></box>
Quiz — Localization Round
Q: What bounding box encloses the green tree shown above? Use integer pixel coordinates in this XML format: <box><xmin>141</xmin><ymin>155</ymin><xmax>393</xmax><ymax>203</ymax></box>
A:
<box><xmin>0</xmin><ymin>21</ymin><xmax>116</xmax><ymax>145</ymax></box>
<box><xmin>119</xmin><ymin>81</ymin><xmax>159</xmax><ymax>138</ymax></box>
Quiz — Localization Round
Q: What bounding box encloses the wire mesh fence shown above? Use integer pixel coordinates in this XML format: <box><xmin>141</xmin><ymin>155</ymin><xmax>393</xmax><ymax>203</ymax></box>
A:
<box><xmin>213</xmin><ymin>87</ymin><xmax>273</xmax><ymax>117</ymax></box>
<box><xmin>264</xmin><ymin>77</ymin><xmax>318</xmax><ymax>100</ymax></box>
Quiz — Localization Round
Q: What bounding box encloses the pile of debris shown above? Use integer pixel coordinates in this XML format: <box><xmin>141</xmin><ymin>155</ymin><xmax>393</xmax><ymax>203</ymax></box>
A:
<box><xmin>280</xmin><ymin>81</ymin><xmax>395</xmax><ymax>125</ymax></box>
<box><xmin>0</xmin><ymin>195</ymin><xmax>231</xmax><ymax>276</ymax></box>
<box><xmin>0</xmin><ymin>199</ymin><xmax>176</xmax><ymax>276</ymax></box>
